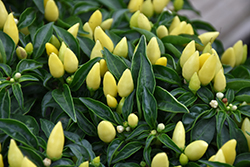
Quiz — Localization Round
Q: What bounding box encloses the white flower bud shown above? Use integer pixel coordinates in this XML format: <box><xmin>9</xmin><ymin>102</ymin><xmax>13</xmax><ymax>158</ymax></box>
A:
<box><xmin>209</xmin><ymin>100</ymin><xmax>218</xmax><ymax>108</ymax></box>
<box><xmin>150</xmin><ymin>130</ymin><xmax>157</xmax><ymax>135</ymax></box>
<box><xmin>116</xmin><ymin>125</ymin><xmax>124</xmax><ymax>133</ymax></box>
<box><xmin>14</xmin><ymin>18</ymin><xmax>19</xmax><ymax>25</ymax></box>
<box><xmin>232</xmin><ymin>105</ymin><xmax>237</xmax><ymax>111</ymax></box>
<box><xmin>216</xmin><ymin>92</ymin><xmax>224</xmax><ymax>99</ymax></box>
<box><xmin>43</xmin><ymin>158</ymin><xmax>51</xmax><ymax>167</ymax></box>
<box><xmin>10</xmin><ymin>78</ymin><xmax>15</xmax><ymax>82</ymax></box>
<box><xmin>125</xmin><ymin>126</ymin><xmax>131</xmax><ymax>132</ymax></box>
<box><xmin>226</xmin><ymin>106</ymin><xmax>230</xmax><ymax>110</ymax></box>
<box><xmin>157</xmin><ymin>123</ymin><xmax>165</xmax><ymax>132</ymax></box>
<box><xmin>229</xmin><ymin>103</ymin><xmax>233</xmax><ymax>107</ymax></box>
<box><xmin>14</xmin><ymin>72</ymin><xmax>21</xmax><ymax>80</ymax></box>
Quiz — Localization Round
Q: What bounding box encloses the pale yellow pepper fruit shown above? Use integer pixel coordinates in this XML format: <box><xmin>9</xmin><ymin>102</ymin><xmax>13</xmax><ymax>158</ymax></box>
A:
<box><xmin>170</xmin><ymin>21</ymin><xmax>187</xmax><ymax>36</ymax></box>
<box><xmin>0</xmin><ymin>154</ymin><xmax>3</xmax><ymax>167</ymax></box>
<box><xmin>64</xmin><ymin>48</ymin><xmax>79</xmax><ymax>73</ymax></box>
<box><xmin>188</xmin><ymin>72</ymin><xmax>201</xmax><ymax>93</ymax></box>
<box><xmin>99</xmin><ymin>59</ymin><xmax>108</xmax><ymax>77</ymax></box>
<box><xmin>94</xmin><ymin>26</ymin><xmax>114</xmax><ymax>52</ymax></box>
<box><xmin>197</xmin><ymin>31</ymin><xmax>219</xmax><ymax>51</ymax></box>
<box><xmin>8</xmin><ymin>139</ymin><xmax>24</xmax><ymax>167</ymax></box>
<box><xmin>202</xmin><ymin>42</ymin><xmax>213</xmax><ymax>54</ymax></box>
<box><xmin>3</xmin><ymin>13</ymin><xmax>19</xmax><ymax>45</ymax></box>
<box><xmin>82</xmin><ymin>22</ymin><xmax>93</xmax><ymax>40</ymax></box>
<box><xmin>213</xmin><ymin>68</ymin><xmax>226</xmax><ymax>92</ymax></box>
<box><xmin>137</xmin><ymin>13</ymin><xmax>152</xmax><ymax>31</ymax></box>
<box><xmin>211</xmin><ymin>149</ymin><xmax>226</xmax><ymax>163</ymax></box>
<box><xmin>107</xmin><ymin>94</ymin><xmax>118</xmax><ymax>108</ymax></box>
<box><xmin>153</xmin><ymin>0</ymin><xmax>170</xmax><ymax>13</ymax></box>
<box><xmin>21</xmin><ymin>156</ymin><xmax>37</xmax><ymax>167</ymax></box>
<box><xmin>184</xmin><ymin>140</ymin><xmax>208</xmax><ymax>161</ymax></box>
<box><xmin>117</xmin><ymin>69</ymin><xmax>134</xmax><ymax>97</ymax></box>
<box><xmin>79</xmin><ymin>161</ymin><xmax>89</xmax><ymax>167</ymax></box>
<box><xmin>58</xmin><ymin>41</ymin><xmax>67</xmax><ymax>63</ymax></box>
<box><xmin>46</xmin><ymin>121</ymin><xmax>65</xmax><ymax>161</ymax></box>
<box><xmin>49</xmin><ymin>35</ymin><xmax>61</xmax><ymax>49</ymax></box>
<box><xmin>116</xmin><ymin>97</ymin><xmax>125</xmax><ymax>114</ymax></box>
<box><xmin>140</xmin><ymin>0</ymin><xmax>154</xmax><ymax>18</ymax></box>
<box><xmin>221</xmin><ymin>47</ymin><xmax>235</xmax><ymax>67</ymax></box>
<box><xmin>241</xmin><ymin>44</ymin><xmax>248</xmax><ymax>64</ymax></box>
<box><xmin>113</xmin><ymin>37</ymin><xmax>128</xmax><ymax>58</ymax></box>
<box><xmin>97</xmin><ymin>120</ymin><xmax>116</xmax><ymax>143</ymax></box>
<box><xmin>221</xmin><ymin>139</ymin><xmax>237</xmax><ymax>165</ymax></box>
<box><xmin>25</xmin><ymin>42</ymin><xmax>34</xmax><ymax>55</ymax></box>
<box><xmin>180</xmin><ymin>40</ymin><xmax>196</xmax><ymax>68</ymax></box>
<box><xmin>182</xmin><ymin>51</ymin><xmax>199</xmax><ymax>81</ymax></box>
<box><xmin>128</xmin><ymin>113</ymin><xmax>139</xmax><ymax>128</ymax></box>
<box><xmin>86</xmin><ymin>62</ymin><xmax>101</xmax><ymax>91</ymax></box>
<box><xmin>156</xmin><ymin>25</ymin><xmax>169</xmax><ymax>39</ymax></box>
<box><xmin>169</xmin><ymin>16</ymin><xmax>181</xmax><ymax>33</ymax></box>
<box><xmin>67</xmin><ymin>23</ymin><xmax>80</xmax><ymax>38</ymax></box>
<box><xmin>174</xmin><ymin>0</ymin><xmax>184</xmax><ymax>11</ymax></box>
<box><xmin>90</xmin><ymin>40</ymin><xmax>103</xmax><ymax>60</ymax></box>
<box><xmin>233</xmin><ymin>40</ymin><xmax>244</xmax><ymax>66</ymax></box>
<box><xmin>0</xmin><ymin>0</ymin><xmax>8</xmax><ymax>29</ymax></box>
<box><xmin>241</xmin><ymin>118</ymin><xmax>250</xmax><ymax>151</ymax></box>
<box><xmin>91</xmin><ymin>156</ymin><xmax>101</xmax><ymax>167</ymax></box>
<box><xmin>100</xmin><ymin>18</ymin><xmax>113</xmax><ymax>30</ymax></box>
<box><xmin>155</xmin><ymin>57</ymin><xmax>167</xmax><ymax>66</ymax></box>
<box><xmin>199</xmin><ymin>53</ymin><xmax>211</xmax><ymax>69</ymax></box>
<box><xmin>103</xmin><ymin>71</ymin><xmax>117</xmax><ymax>97</ymax></box>
<box><xmin>172</xmin><ymin>121</ymin><xmax>185</xmax><ymax>150</ymax></box>
<box><xmin>16</xmin><ymin>46</ymin><xmax>28</xmax><ymax>59</ymax></box>
<box><xmin>45</xmin><ymin>42</ymin><xmax>59</xmax><ymax>56</ymax></box>
<box><xmin>146</xmin><ymin>37</ymin><xmax>161</xmax><ymax>64</ymax></box>
<box><xmin>151</xmin><ymin>152</ymin><xmax>169</xmax><ymax>167</ymax></box>
<box><xmin>128</xmin><ymin>0</ymin><xmax>144</xmax><ymax>13</ymax></box>
<box><xmin>48</xmin><ymin>52</ymin><xmax>65</xmax><ymax>78</ymax></box>
<box><xmin>44</xmin><ymin>0</ymin><xmax>49</xmax><ymax>7</ymax></box>
<box><xmin>130</xmin><ymin>10</ymin><xmax>140</xmax><ymax>28</ymax></box>
<box><xmin>212</xmin><ymin>48</ymin><xmax>223</xmax><ymax>75</ymax></box>
<box><xmin>179</xmin><ymin>153</ymin><xmax>189</xmax><ymax>166</ymax></box>
<box><xmin>183</xmin><ymin>23</ymin><xmax>194</xmax><ymax>35</ymax></box>
<box><xmin>44</xmin><ymin>0</ymin><xmax>59</xmax><ymax>22</ymax></box>
<box><xmin>88</xmin><ymin>10</ymin><xmax>102</xmax><ymax>32</ymax></box>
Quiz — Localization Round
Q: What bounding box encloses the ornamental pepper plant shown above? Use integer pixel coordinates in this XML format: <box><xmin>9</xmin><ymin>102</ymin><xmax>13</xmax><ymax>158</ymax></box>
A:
<box><xmin>0</xmin><ymin>0</ymin><xmax>250</xmax><ymax>166</ymax></box>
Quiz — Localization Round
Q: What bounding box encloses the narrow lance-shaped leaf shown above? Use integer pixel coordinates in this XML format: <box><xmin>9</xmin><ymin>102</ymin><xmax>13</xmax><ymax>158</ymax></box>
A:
<box><xmin>40</xmin><ymin>119</ymin><xmax>55</xmax><ymax>138</ymax></box>
<box><xmin>12</xmin><ymin>83</ymin><xmax>24</xmax><ymax>110</ymax></box>
<box><xmin>0</xmin><ymin>63</ymin><xmax>11</xmax><ymax>76</ymax></box>
<box><xmin>157</xmin><ymin>133</ymin><xmax>182</xmax><ymax>154</ymax></box>
<box><xmin>0</xmin><ymin>31</ymin><xmax>15</xmax><ymax>64</ymax></box>
<box><xmin>144</xmin><ymin>135</ymin><xmax>155</xmax><ymax>166</ymax></box>
<box><xmin>0</xmin><ymin>39</ymin><xmax>7</xmax><ymax>63</ymax></box>
<box><xmin>107</xmin><ymin>138</ymin><xmax>124</xmax><ymax>167</ymax></box>
<box><xmin>0</xmin><ymin>89</ymin><xmax>10</xmax><ymax>118</ymax></box>
<box><xmin>17</xmin><ymin>7</ymin><xmax>37</xmax><ymax>29</ymax></box>
<box><xmin>153</xmin><ymin>65</ymin><xmax>181</xmax><ymax>85</ymax></box>
<box><xmin>16</xmin><ymin>59</ymin><xmax>43</xmax><ymax>74</ymax></box>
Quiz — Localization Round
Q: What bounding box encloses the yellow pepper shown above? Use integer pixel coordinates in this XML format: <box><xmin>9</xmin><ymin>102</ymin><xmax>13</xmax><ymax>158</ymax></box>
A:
<box><xmin>116</xmin><ymin>97</ymin><xmax>125</xmax><ymax>114</ymax></box>
<box><xmin>184</xmin><ymin>140</ymin><xmax>208</xmax><ymax>161</ymax></box>
<box><xmin>79</xmin><ymin>161</ymin><xmax>89</xmax><ymax>167</ymax></box>
<box><xmin>151</xmin><ymin>152</ymin><xmax>169</xmax><ymax>167</ymax></box>
<box><xmin>103</xmin><ymin>71</ymin><xmax>117</xmax><ymax>97</ymax></box>
<box><xmin>100</xmin><ymin>18</ymin><xmax>113</xmax><ymax>30</ymax></box>
<box><xmin>130</xmin><ymin>10</ymin><xmax>140</xmax><ymax>28</ymax></box>
<box><xmin>211</xmin><ymin>149</ymin><xmax>226</xmax><ymax>163</ymax></box>
<box><xmin>117</xmin><ymin>69</ymin><xmax>134</xmax><ymax>97</ymax></box>
<box><xmin>179</xmin><ymin>153</ymin><xmax>189</xmax><ymax>166</ymax></box>
<box><xmin>146</xmin><ymin>37</ymin><xmax>161</xmax><ymax>64</ymax></box>
<box><xmin>21</xmin><ymin>156</ymin><xmax>37</xmax><ymax>167</ymax></box>
<box><xmin>82</xmin><ymin>22</ymin><xmax>93</xmax><ymax>40</ymax></box>
<box><xmin>0</xmin><ymin>0</ymin><xmax>8</xmax><ymax>29</ymax></box>
<box><xmin>220</xmin><ymin>139</ymin><xmax>237</xmax><ymax>165</ymax></box>
<box><xmin>137</xmin><ymin>13</ymin><xmax>152</xmax><ymax>31</ymax></box>
<box><xmin>241</xmin><ymin>44</ymin><xmax>248</xmax><ymax>64</ymax></box>
<box><xmin>180</xmin><ymin>40</ymin><xmax>196</xmax><ymax>68</ymax></box>
<box><xmin>202</xmin><ymin>42</ymin><xmax>212</xmax><ymax>54</ymax></box>
<box><xmin>49</xmin><ymin>35</ymin><xmax>61</xmax><ymax>49</ymax></box>
<box><xmin>241</xmin><ymin>118</ymin><xmax>250</xmax><ymax>151</ymax></box>
<box><xmin>94</xmin><ymin>26</ymin><xmax>114</xmax><ymax>52</ymax></box>
<box><xmin>44</xmin><ymin>0</ymin><xmax>59</xmax><ymax>22</ymax></box>
<box><xmin>86</xmin><ymin>62</ymin><xmax>101</xmax><ymax>91</ymax></box>
<box><xmin>182</xmin><ymin>51</ymin><xmax>199</xmax><ymax>81</ymax></box>
<box><xmin>8</xmin><ymin>139</ymin><xmax>24</xmax><ymax>167</ymax></box>
<box><xmin>107</xmin><ymin>94</ymin><xmax>118</xmax><ymax>108</ymax></box>
<box><xmin>174</xmin><ymin>0</ymin><xmax>184</xmax><ymax>11</ymax></box>
<box><xmin>233</xmin><ymin>40</ymin><xmax>244</xmax><ymax>66</ymax></box>
<box><xmin>128</xmin><ymin>113</ymin><xmax>138</xmax><ymax>128</ymax></box>
<box><xmin>44</xmin><ymin>0</ymin><xmax>49</xmax><ymax>7</ymax></box>
<box><xmin>48</xmin><ymin>52</ymin><xmax>65</xmax><ymax>78</ymax></box>
<box><xmin>0</xmin><ymin>154</ymin><xmax>3</xmax><ymax>167</ymax></box>
<box><xmin>172</xmin><ymin>121</ymin><xmax>185</xmax><ymax>150</ymax></box>
<box><xmin>99</xmin><ymin>59</ymin><xmax>108</xmax><ymax>77</ymax></box>
<box><xmin>156</xmin><ymin>25</ymin><xmax>169</xmax><ymax>39</ymax></box>
<box><xmin>45</xmin><ymin>42</ymin><xmax>59</xmax><ymax>56</ymax></box>
<box><xmin>169</xmin><ymin>16</ymin><xmax>180</xmax><ymax>33</ymax></box>
<box><xmin>3</xmin><ymin>13</ymin><xmax>19</xmax><ymax>45</ymax></box>
<box><xmin>63</xmin><ymin>48</ymin><xmax>79</xmax><ymax>73</ymax></box>
<box><xmin>197</xmin><ymin>31</ymin><xmax>219</xmax><ymax>51</ymax></box>
<box><xmin>183</xmin><ymin>23</ymin><xmax>194</xmax><ymax>35</ymax></box>
<box><xmin>113</xmin><ymin>37</ymin><xmax>128</xmax><ymax>58</ymax></box>
<box><xmin>91</xmin><ymin>156</ymin><xmax>101</xmax><ymax>167</ymax></box>
<box><xmin>46</xmin><ymin>121</ymin><xmax>65</xmax><ymax>161</ymax></box>
<box><xmin>88</xmin><ymin>10</ymin><xmax>102</xmax><ymax>32</ymax></box>
<box><xmin>128</xmin><ymin>0</ymin><xmax>143</xmax><ymax>13</ymax></box>
<box><xmin>58</xmin><ymin>41</ymin><xmax>67</xmax><ymax>63</ymax></box>
<box><xmin>67</xmin><ymin>23</ymin><xmax>80</xmax><ymax>38</ymax></box>
<box><xmin>140</xmin><ymin>0</ymin><xmax>154</xmax><ymax>18</ymax></box>
<box><xmin>153</xmin><ymin>0</ymin><xmax>170</xmax><ymax>13</ymax></box>
<box><xmin>16</xmin><ymin>46</ymin><xmax>28</xmax><ymax>59</ymax></box>
<box><xmin>90</xmin><ymin>40</ymin><xmax>103</xmax><ymax>60</ymax></box>
<box><xmin>188</xmin><ymin>72</ymin><xmax>201</xmax><ymax>93</ymax></box>
<box><xmin>97</xmin><ymin>120</ymin><xmax>116</xmax><ymax>143</ymax></box>
<box><xmin>213</xmin><ymin>68</ymin><xmax>226</xmax><ymax>92</ymax></box>
<box><xmin>169</xmin><ymin>21</ymin><xmax>187</xmax><ymax>36</ymax></box>
<box><xmin>155</xmin><ymin>57</ymin><xmax>167</xmax><ymax>66</ymax></box>
<box><xmin>211</xmin><ymin>49</ymin><xmax>223</xmax><ymax>75</ymax></box>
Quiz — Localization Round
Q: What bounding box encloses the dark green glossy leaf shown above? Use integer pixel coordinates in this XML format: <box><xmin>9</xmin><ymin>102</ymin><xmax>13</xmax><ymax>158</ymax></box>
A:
<box><xmin>227</xmin><ymin>78</ymin><xmax>250</xmax><ymax>90</ymax></box>
<box><xmin>142</xmin><ymin>87</ymin><xmax>157</xmax><ymax>129</ymax></box>
<box><xmin>186</xmin><ymin>162</ymin><xmax>201</xmax><ymax>167</ymax></box>
<box><xmin>78</xmin><ymin>36</ymin><xmax>95</xmax><ymax>57</ymax></box>
<box><xmin>111</xmin><ymin>141</ymin><xmax>142</xmax><ymax>164</ymax></box>
<box><xmin>156</xmin><ymin>10</ymin><xmax>174</xmax><ymax>25</ymax></box>
<box><xmin>126</xmin><ymin>123</ymin><xmax>150</xmax><ymax>141</ymax></box>
<box><xmin>107</xmin><ymin>138</ymin><xmax>124</xmax><ymax>167</ymax></box>
<box><xmin>197</xmin><ymin>87</ymin><xmax>214</xmax><ymax>104</ymax></box>
<box><xmin>0</xmin><ymin>63</ymin><xmax>11</xmax><ymax>76</ymax></box>
<box><xmin>155</xmin><ymin>86</ymin><xmax>189</xmax><ymax>113</ymax></box>
<box><xmin>40</xmin><ymin>119</ymin><xmax>55</xmax><ymax>138</ymax></box>
<box><xmin>12</xmin><ymin>83</ymin><xmax>24</xmax><ymax>109</ymax></box>
<box><xmin>52</xmin><ymin>84</ymin><xmax>77</xmax><ymax>122</ymax></box>
<box><xmin>0</xmin><ymin>118</ymin><xmax>38</xmax><ymax>148</ymax></box>
<box><xmin>103</xmin><ymin>48</ymin><xmax>128</xmax><ymax>80</ymax></box>
<box><xmin>216</xmin><ymin>111</ymin><xmax>227</xmax><ymax>148</ymax></box>
<box><xmin>198</xmin><ymin>160</ymin><xmax>233</xmax><ymax>167</ymax></box>
<box><xmin>0</xmin><ymin>31</ymin><xmax>15</xmax><ymax>63</ymax></box>
<box><xmin>18</xmin><ymin>7</ymin><xmax>37</xmax><ymax>29</ymax></box>
<box><xmin>19</xmin><ymin>146</ymin><xmax>44</xmax><ymax>167</ymax></box>
<box><xmin>18</xmin><ymin>75</ymin><xmax>39</xmax><ymax>83</ymax></box>
<box><xmin>113</xmin><ymin>162</ymin><xmax>140</xmax><ymax>167</ymax></box>
<box><xmin>41</xmin><ymin>91</ymin><xmax>58</xmax><ymax>117</ymax></box>
<box><xmin>33</xmin><ymin>22</ymin><xmax>54</xmax><ymax>59</ymax></box>
<box><xmin>11</xmin><ymin>97</ymin><xmax>36</xmax><ymax>115</ymax></box>
<box><xmin>51</xmin><ymin>158</ymin><xmax>75</xmax><ymax>166</ymax></box>
<box><xmin>0</xmin><ymin>89</ymin><xmax>10</xmax><ymax>118</ymax></box>
<box><xmin>66</xmin><ymin>143</ymin><xmax>89</xmax><ymax>164</ymax></box>
<box><xmin>235</xmin><ymin>153</ymin><xmax>250</xmax><ymax>167</ymax></box>
<box><xmin>0</xmin><ymin>39</ymin><xmax>6</xmax><ymax>63</ymax></box>
<box><xmin>73</xmin><ymin>1</ymin><xmax>99</xmax><ymax>15</ymax></box>
<box><xmin>70</xmin><ymin>57</ymin><xmax>101</xmax><ymax>91</ymax></box>
<box><xmin>164</xmin><ymin>43</ymin><xmax>181</xmax><ymax>58</ymax></box>
<box><xmin>225</xmin><ymin>89</ymin><xmax>235</xmax><ymax>103</ymax></box>
<box><xmin>161</xmin><ymin>35</ymin><xmax>202</xmax><ymax>46</ymax></box>
<box><xmin>238</xmin><ymin>105</ymin><xmax>250</xmax><ymax>117</ymax></box>
<box><xmin>33</xmin><ymin>0</ymin><xmax>44</xmax><ymax>14</ymax></box>
<box><xmin>177</xmin><ymin>92</ymin><xmax>197</xmax><ymax>107</ymax></box>
<box><xmin>157</xmin><ymin>133</ymin><xmax>182</xmax><ymax>154</ymax></box>
<box><xmin>153</xmin><ymin>65</ymin><xmax>181</xmax><ymax>85</ymax></box>
<box><xmin>96</xmin><ymin>0</ymin><xmax>124</xmax><ymax>9</ymax></box>
<box><xmin>235</xmin><ymin>87</ymin><xmax>250</xmax><ymax>103</ymax></box>
<box><xmin>16</xmin><ymin>59</ymin><xmax>43</xmax><ymax>74</ymax></box>
<box><xmin>121</xmin><ymin>90</ymin><xmax>135</xmax><ymax>119</ymax></box>
<box><xmin>191</xmin><ymin>20</ymin><xmax>217</xmax><ymax>31</ymax></box>
<box><xmin>143</xmin><ymin>135</ymin><xmax>155</xmax><ymax>166</ymax></box>
<box><xmin>231</xmin><ymin>66</ymin><xmax>250</xmax><ymax>79</ymax></box>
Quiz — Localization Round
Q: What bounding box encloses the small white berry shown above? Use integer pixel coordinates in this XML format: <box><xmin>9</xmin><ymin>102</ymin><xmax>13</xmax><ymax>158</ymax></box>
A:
<box><xmin>216</xmin><ymin>92</ymin><xmax>224</xmax><ymax>99</ymax></box>
<box><xmin>232</xmin><ymin>105</ymin><xmax>237</xmax><ymax>111</ymax></box>
<box><xmin>43</xmin><ymin>158</ymin><xmax>51</xmax><ymax>167</ymax></box>
<box><xmin>157</xmin><ymin>123</ymin><xmax>165</xmax><ymax>132</ymax></box>
<box><xmin>209</xmin><ymin>100</ymin><xmax>218</xmax><ymax>108</ymax></box>
<box><xmin>10</xmin><ymin>78</ymin><xmax>15</xmax><ymax>82</ymax></box>
<box><xmin>14</xmin><ymin>72</ymin><xmax>21</xmax><ymax>80</ymax></box>
<box><xmin>116</xmin><ymin>125</ymin><xmax>124</xmax><ymax>133</ymax></box>
<box><xmin>125</xmin><ymin>126</ymin><xmax>131</xmax><ymax>132</ymax></box>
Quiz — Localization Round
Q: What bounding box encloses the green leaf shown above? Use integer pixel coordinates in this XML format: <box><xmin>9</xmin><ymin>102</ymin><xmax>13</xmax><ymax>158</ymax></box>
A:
<box><xmin>157</xmin><ymin>133</ymin><xmax>182</xmax><ymax>154</ymax></box>
<box><xmin>216</xmin><ymin>111</ymin><xmax>227</xmax><ymax>148</ymax></box>
<box><xmin>235</xmin><ymin>153</ymin><xmax>250</xmax><ymax>167</ymax></box>
<box><xmin>238</xmin><ymin>105</ymin><xmax>250</xmax><ymax>117</ymax></box>
<box><xmin>191</xmin><ymin>117</ymin><xmax>216</xmax><ymax>144</ymax></box>
<box><xmin>0</xmin><ymin>63</ymin><xmax>11</xmax><ymax>76</ymax></box>
<box><xmin>0</xmin><ymin>118</ymin><xmax>38</xmax><ymax>148</ymax></box>
<box><xmin>0</xmin><ymin>31</ymin><xmax>15</xmax><ymax>64</ymax></box>
<box><xmin>126</xmin><ymin>123</ymin><xmax>150</xmax><ymax>141</ymax></box>
<box><xmin>11</xmin><ymin>97</ymin><xmax>36</xmax><ymax>115</ymax></box>
<box><xmin>225</xmin><ymin>89</ymin><xmax>235</xmax><ymax>103</ymax></box>
<box><xmin>164</xmin><ymin>43</ymin><xmax>181</xmax><ymax>58</ymax></box>
<box><xmin>78</xmin><ymin>36</ymin><xmax>95</xmax><ymax>57</ymax></box>
<box><xmin>231</xmin><ymin>66</ymin><xmax>250</xmax><ymax>79</ymax></box>
<box><xmin>41</xmin><ymin>91</ymin><xmax>58</xmax><ymax>116</ymax></box>
<box><xmin>121</xmin><ymin>90</ymin><xmax>135</xmax><ymax>119</ymax></box>
<box><xmin>40</xmin><ymin>119</ymin><xmax>55</xmax><ymax>138</ymax></box>
<box><xmin>191</xmin><ymin>20</ymin><xmax>217</xmax><ymax>31</ymax></box>
<box><xmin>0</xmin><ymin>40</ymin><xmax>6</xmax><ymax>63</ymax></box>
<box><xmin>18</xmin><ymin>7</ymin><xmax>37</xmax><ymax>29</ymax></box>
<box><xmin>52</xmin><ymin>84</ymin><xmax>77</xmax><ymax>122</ymax></box>
<box><xmin>73</xmin><ymin>1</ymin><xmax>99</xmax><ymax>15</ymax></box>
<box><xmin>177</xmin><ymin>92</ymin><xmax>197</xmax><ymax>107</ymax></box>
<box><xmin>111</xmin><ymin>141</ymin><xmax>142</xmax><ymax>164</ymax></box>
<box><xmin>0</xmin><ymin>89</ymin><xmax>10</xmax><ymax>118</ymax></box>
<box><xmin>155</xmin><ymin>86</ymin><xmax>189</xmax><ymax>113</ymax></box>
<box><xmin>107</xmin><ymin>138</ymin><xmax>124</xmax><ymax>167</ymax></box>
<box><xmin>33</xmin><ymin>0</ymin><xmax>44</xmax><ymax>14</ymax></box>
<box><xmin>33</xmin><ymin>22</ymin><xmax>54</xmax><ymax>59</ymax></box>
<box><xmin>18</xmin><ymin>75</ymin><xmax>39</xmax><ymax>83</ymax></box>
<box><xmin>227</xmin><ymin>78</ymin><xmax>250</xmax><ymax>90</ymax></box>
<box><xmin>51</xmin><ymin>158</ymin><xmax>75</xmax><ymax>166</ymax></box>
<box><xmin>70</xmin><ymin>57</ymin><xmax>101</xmax><ymax>91</ymax></box>
<box><xmin>79</xmin><ymin>97</ymin><xmax>119</xmax><ymax>125</ymax></box>
<box><xmin>186</xmin><ymin>162</ymin><xmax>201</xmax><ymax>167</ymax></box>
<box><xmin>19</xmin><ymin>146</ymin><xmax>44</xmax><ymax>167</ymax></box>
<box><xmin>96</xmin><ymin>0</ymin><xmax>124</xmax><ymax>9</ymax></box>
<box><xmin>198</xmin><ymin>160</ymin><xmax>233</xmax><ymax>167</ymax></box>
<box><xmin>235</xmin><ymin>87</ymin><xmax>250</xmax><ymax>103</ymax></box>
<box><xmin>161</xmin><ymin>35</ymin><xmax>202</xmax><ymax>46</ymax></box>
<box><xmin>143</xmin><ymin>135</ymin><xmax>155</xmax><ymax>166</ymax></box>
<box><xmin>142</xmin><ymin>87</ymin><xmax>157</xmax><ymax>129</ymax></box>
<box><xmin>197</xmin><ymin>87</ymin><xmax>214</xmax><ymax>104</ymax></box>
<box><xmin>103</xmin><ymin>48</ymin><xmax>128</xmax><ymax>80</ymax></box>
<box><xmin>16</xmin><ymin>59</ymin><xmax>43</xmax><ymax>74</ymax></box>
<box><xmin>153</xmin><ymin>65</ymin><xmax>181</xmax><ymax>85</ymax></box>
<box><xmin>113</xmin><ymin>162</ymin><xmax>140</xmax><ymax>167</ymax></box>
<box><xmin>12</xmin><ymin>83</ymin><xmax>24</xmax><ymax>109</ymax></box>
